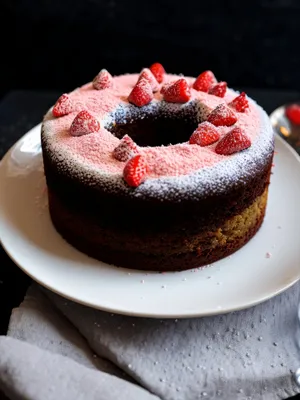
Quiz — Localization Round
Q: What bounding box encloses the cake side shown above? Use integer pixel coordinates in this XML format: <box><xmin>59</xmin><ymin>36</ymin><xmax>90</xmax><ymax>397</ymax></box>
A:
<box><xmin>47</xmin><ymin>186</ymin><xmax>269</xmax><ymax>271</ymax></box>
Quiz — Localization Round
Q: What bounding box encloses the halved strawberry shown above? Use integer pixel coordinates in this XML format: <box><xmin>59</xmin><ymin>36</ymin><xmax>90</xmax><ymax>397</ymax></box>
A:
<box><xmin>215</xmin><ymin>127</ymin><xmax>251</xmax><ymax>155</ymax></box>
<box><xmin>229</xmin><ymin>92</ymin><xmax>249</xmax><ymax>112</ymax></box>
<box><xmin>113</xmin><ymin>135</ymin><xmax>139</xmax><ymax>162</ymax></box>
<box><xmin>70</xmin><ymin>110</ymin><xmax>100</xmax><ymax>136</ymax></box>
<box><xmin>163</xmin><ymin>79</ymin><xmax>191</xmax><ymax>103</ymax></box>
<box><xmin>189</xmin><ymin>122</ymin><xmax>220</xmax><ymax>146</ymax></box>
<box><xmin>160</xmin><ymin>82</ymin><xmax>171</xmax><ymax>95</ymax></box>
<box><xmin>149</xmin><ymin>62</ymin><xmax>165</xmax><ymax>83</ymax></box>
<box><xmin>52</xmin><ymin>94</ymin><xmax>74</xmax><ymax>117</ymax></box>
<box><xmin>208</xmin><ymin>82</ymin><xmax>227</xmax><ymax>98</ymax></box>
<box><xmin>93</xmin><ymin>69</ymin><xmax>113</xmax><ymax>90</ymax></box>
<box><xmin>123</xmin><ymin>155</ymin><xmax>148</xmax><ymax>187</ymax></box>
<box><xmin>193</xmin><ymin>70</ymin><xmax>217</xmax><ymax>92</ymax></box>
<box><xmin>128</xmin><ymin>79</ymin><xmax>153</xmax><ymax>107</ymax></box>
<box><xmin>285</xmin><ymin>104</ymin><xmax>300</xmax><ymax>125</ymax></box>
<box><xmin>138</xmin><ymin>68</ymin><xmax>159</xmax><ymax>92</ymax></box>
<box><xmin>207</xmin><ymin>104</ymin><xmax>237</xmax><ymax>127</ymax></box>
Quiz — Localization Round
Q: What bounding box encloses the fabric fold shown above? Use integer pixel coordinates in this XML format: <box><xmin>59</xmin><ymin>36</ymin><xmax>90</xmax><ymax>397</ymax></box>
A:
<box><xmin>0</xmin><ymin>336</ymin><xmax>160</xmax><ymax>400</ymax></box>
<box><xmin>0</xmin><ymin>282</ymin><xmax>299</xmax><ymax>400</ymax></box>
<box><xmin>44</xmin><ymin>283</ymin><xmax>300</xmax><ymax>400</ymax></box>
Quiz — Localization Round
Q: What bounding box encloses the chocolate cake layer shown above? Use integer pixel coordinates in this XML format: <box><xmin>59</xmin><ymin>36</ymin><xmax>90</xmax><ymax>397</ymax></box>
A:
<box><xmin>48</xmin><ymin>187</ymin><xmax>268</xmax><ymax>271</ymax></box>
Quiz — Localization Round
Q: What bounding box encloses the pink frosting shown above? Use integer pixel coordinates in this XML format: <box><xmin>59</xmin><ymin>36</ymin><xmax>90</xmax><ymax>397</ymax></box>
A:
<box><xmin>43</xmin><ymin>74</ymin><xmax>261</xmax><ymax>179</ymax></box>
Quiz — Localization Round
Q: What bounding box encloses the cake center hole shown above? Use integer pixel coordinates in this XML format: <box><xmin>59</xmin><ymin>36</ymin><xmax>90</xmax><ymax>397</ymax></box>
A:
<box><xmin>108</xmin><ymin>114</ymin><xmax>199</xmax><ymax>147</ymax></box>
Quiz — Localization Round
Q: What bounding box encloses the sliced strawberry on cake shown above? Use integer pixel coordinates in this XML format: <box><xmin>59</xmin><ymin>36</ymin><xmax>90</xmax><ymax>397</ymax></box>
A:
<box><xmin>52</xmin><ymin>94</ymin><xmax>74</xmax><ymax>117</ymax></box>
<box><xmin>208</xmin><ymin>82</ymin><xmax>227</xmax><ymax>98</ymax></box>
<box><xmin>123</xmin><ymin>155</ymin><xmax>148</xmax><ymax>187</ymax></box>
<box><xmin>163</xmin><ymin>79</ymin><xmax>191</xmax><ymax>103</ymax></box>
<box><xmin>229</xmin><ymin>92</ymin><xmax>249</xmax><ymax>112</ymax></box>
<box><xmin>138</xmin><ymin>68</ymin><xmax>159</xmax><ymax>92</ymax></box>
<box><xmin>215</xmin><ymin>127</ymin><xmax>251</xmax><ymax>155</ymax></box>
<box><xmin>93</xmin><ymin>69</ymin><xmax>113</xmax><ymax>90</ymax></box>
<box><xmin>70</xmin><ymin>110</ymin><xmax>100</xmax><ymax>136</ymax></box>
<box><xmin>128</xmin><ymin>79</ymin><xmax>153</xmax><ymax>107</ymax></box>
<box><xmin>193</xmin><ymin>70</ymin><xmax>217</xmax><ymax>92</ymax></box>
<box><xmin>189</xmin><ymin>122</ymin><xmax>220</xmax><ymax>146</ymax></box>
<box><xmin>113</xmin><ymin>135</ymin><xmax>139</xmax><ymax>162</ymax></box>
<box><xmin>149</xmin><ymin>62</ymin><xmax>165</xmax><ymax>83</ymax></box>
<box><xmin>207</xmin><ymin>104</ymin><xmax>237</xmax><ymax>127</ymax></box>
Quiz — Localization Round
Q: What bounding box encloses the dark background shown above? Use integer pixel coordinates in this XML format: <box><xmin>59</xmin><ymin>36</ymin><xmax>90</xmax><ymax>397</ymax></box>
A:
<box><xmin>1</xmin><ymin>0</ymin><xmax>300</xmax><ymax>99</ymax></box>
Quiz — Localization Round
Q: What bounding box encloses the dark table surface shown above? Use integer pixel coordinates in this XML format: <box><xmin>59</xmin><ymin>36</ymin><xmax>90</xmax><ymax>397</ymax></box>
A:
<box><xmin>0</xmin><ymin>90</ymin><xmax>300</xmax><ymax>399</ymax></box>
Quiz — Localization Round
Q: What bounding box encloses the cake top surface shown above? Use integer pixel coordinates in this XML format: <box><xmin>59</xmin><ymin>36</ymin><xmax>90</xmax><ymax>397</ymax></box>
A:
<box><xmin>42</xmin><ymin>71</ymin><xmax>274</xmax><ymax>201</ymax></box>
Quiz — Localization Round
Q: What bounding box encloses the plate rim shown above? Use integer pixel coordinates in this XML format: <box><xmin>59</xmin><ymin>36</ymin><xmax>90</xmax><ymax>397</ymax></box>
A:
<box><xmin>0</xmin><ymin>124</ymin><xmax>299</xmax><ymax>319</ymax></box>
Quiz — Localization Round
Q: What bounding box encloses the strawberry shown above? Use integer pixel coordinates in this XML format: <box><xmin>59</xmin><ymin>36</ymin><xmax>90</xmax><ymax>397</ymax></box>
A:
<box><xmin>285</xmin><ymin>104</ymin><xmax>300</xmax><ymax>125</ymax></box>
<box><xmin>189</xmin><ymin>122</ymin><xmax>220</xmax><ymax>146</ymax></box>
<box><xmin>215</xmin><ymin>127</ymin><xmax>251</xmax><ymax>155</ymax></box>
<box><xmin>163</xmin><ymin>79</ymin><xmax>191</xmax><ymax>103</ymax></box>
<box><xmin>93</xmin><ymin>69</ymin><xmax>113</xmax><ymax>90</ymax></box>
<box><xmin>229</xmin><ymin>92</ymin><xmax>249</xmax><ymax>112</ymax></box>
<box><xmin>149</xmin><ymin>62</ymin><xmax>165</xmax><ymax>83</ymax></box>
<box><xmin>160</xmin><ymin>82</ymin><xmax>171</xmax><ymax>95</ymax></box>
<box><xmin>113</xmin><ymin>135</ymin><xmax>139</xmax><ymax>162</ymax></box>
<box><xmin>207</xmin><ymin>104</ymin><xmax>237</xmax><ymax>127</ymax></box>
<box><xmin>52</xmin><ymin>94</ymin><xmax>74</xmax><ymax>117</ymax></box>
<box><xmin>138</xmin><ymin>68</ymin><xmax>159</xmax><ymax>92</ymax></box>
<box><xmin>123</xmin><ymin>155</ymin><xmax>148</xmax><ymax>187</ymax></box>
<box><xmin>70</xmin><ymin>110</ymin><xmax>100</xmax><ymax>136</ymax></box>
<box><xmin>193</xmin><ymin>70</ymin><xmax>217</xmax><ymax>92</ymax></box>
<box><xmin>128</xmin><ymin>78</ymin><xmax>153</xmax><ymax>107</ymax></box>
<box><xmin>208</xmin><ymin>81</ymin><xmax>227</xmax><ymax>98</ymax></box>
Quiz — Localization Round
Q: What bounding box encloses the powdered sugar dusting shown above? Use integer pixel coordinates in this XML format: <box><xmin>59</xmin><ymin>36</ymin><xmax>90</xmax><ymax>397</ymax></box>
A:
<box><xmin>42</xmin><ymin>72</ymin><xmax>274</xmax><ymax>201</ymax></box>
<box><xmin>57</xmin><ymin>128</ymin><xmax>121</xmax><ymax>174</ymax></box>
<box><xmin>142</xmin><ymin>144</ymin><xmax>223</xmax><ymax>177</ymax></box>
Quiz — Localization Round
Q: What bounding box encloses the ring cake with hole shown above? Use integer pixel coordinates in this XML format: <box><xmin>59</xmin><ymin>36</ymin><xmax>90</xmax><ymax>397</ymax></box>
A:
<box><xmin>41</xmin><ymin>64</ymin><xmax>274</xmax><ymax>271</ymax></box>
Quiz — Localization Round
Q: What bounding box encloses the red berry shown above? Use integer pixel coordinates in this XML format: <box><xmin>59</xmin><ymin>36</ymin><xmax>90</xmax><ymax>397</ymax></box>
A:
<box><xmin>138</xmin><ymin>68</ymin><xmax>159</xmax><ymax>92</ymax></box>
<box><xmin>215</xmin><ymin>127</ymin><xmax>251</xmax><ymax>155</ymax></box>
<box><xmin>193</xmin><ymin>70</ymin><xmax>217</xmax><ymax>92</ymax></box>
<box><xmin>189</xmin><ymin>122</ymin><xmax>220</xmax><ymax>146</ymax></box>
<box><xmin>149</xmin><ymin>62</ymin><xmax>165</xmax><ymax>83</ymax></box>
<box><xmin>52</xmin><ymin>94</ymin><xmax>74</xmax><ymax>117</ymax></box>
<box><xmin>229</xmin><ymin>92</ymin><xmax>249</xmax><ymax>112</ymax></box>
<box><xmin>113</xmin><ymin>135</ymin><xmax>139</xmax><ymax>162</ymax></box>
<box><xmin>207</xmin><ymin>104</ymin><xmax>238</xmax><ymax>127</ymax></box>
<box><xmin>163</xmin><ymin>79</ymin><xmax>191</xmax><ymax>103</ymax></box>
<box><xmin>93</xmin><ymin>69</ymin><xmax>113</xmax><ymax>90</ymax></box>
<box><xmin>123</xmin><ymin>155</ymin><xmax>148</xmax><ymax>187</ymax></box>
<box><xmin>208</xmin><ymin>82</ymin><xmax>227</xmax><ymax>98</ymax></box>
<box><xmin>160</xmin><ymin>82</ymin><xmax>171</xmax><ymax>95</ymax></box>
<box><xmin>285</xmin><ymin>104</ymin><xmax>300</xmax><ymax>125</ymax></box>
<box><xmin>70</xmin><ymin>110</ymin><xmax>100</xmax><ymax>136</ymax></box>
<box><xmin>128</xmin><ymin>79</ymin><xmax>153</xmax><ymax>107</ymax></box>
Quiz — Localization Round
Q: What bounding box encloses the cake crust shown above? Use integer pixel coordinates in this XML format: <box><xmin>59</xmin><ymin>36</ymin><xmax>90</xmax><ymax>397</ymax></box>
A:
<box><xmin>48</xmin><ymin>187</ymin><xmax>269</xmax><ymax>271</ymax></box>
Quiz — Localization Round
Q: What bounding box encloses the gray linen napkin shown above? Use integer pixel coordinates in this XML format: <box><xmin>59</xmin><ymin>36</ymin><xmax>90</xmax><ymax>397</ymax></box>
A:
<box><xmin>0</xmin><ymin>282</ymin><xmax>300</xmax><ymax>400</ymax></box>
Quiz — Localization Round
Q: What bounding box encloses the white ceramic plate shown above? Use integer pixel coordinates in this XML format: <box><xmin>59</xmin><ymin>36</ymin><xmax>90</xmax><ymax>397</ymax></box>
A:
<box><xmin>0</xmin><ymin>124</ymin><xmax>299</xmax><ymax>318</ymax></box>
